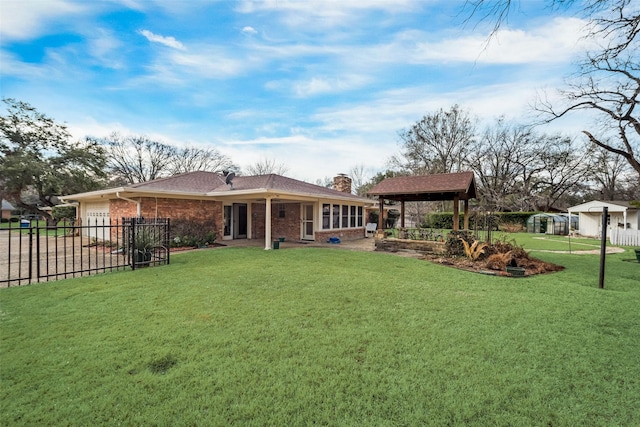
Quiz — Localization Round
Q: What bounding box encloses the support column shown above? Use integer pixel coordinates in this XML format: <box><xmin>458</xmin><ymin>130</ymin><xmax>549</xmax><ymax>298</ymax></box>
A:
<box><xmin>453</xmin><ymin>195</ymin><xmax>460</xmax><ymax>231</ymax></box>
<box><xmin>265</xmin><ymin>197</ymin><xmax>272</xmax><ymax>250</ymax></box>
<box><xmin>400</xmin><ymin>201</ymin><xmax>405</xmax><ymax>228</ymax></box>
<box><xmin>378</xmin><ymin>198</ymin><xmax>384</xmax><ymax>230</ymax></box>
<box><xmin>463</xmin><ymin>199</ymin><xmax>469</xmax><ymax>230</ymax></box>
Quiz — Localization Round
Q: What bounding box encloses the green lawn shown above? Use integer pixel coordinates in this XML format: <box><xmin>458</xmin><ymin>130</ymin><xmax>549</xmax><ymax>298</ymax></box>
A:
<box><xmin>0</xmin><ymin>220</ymin><xmax>74</xmax><ymax>236</ymax></box>
<box><xmin>1</xmin><ymin>239</ymin><xmax>639</xmax><ymax>426</ymax></box>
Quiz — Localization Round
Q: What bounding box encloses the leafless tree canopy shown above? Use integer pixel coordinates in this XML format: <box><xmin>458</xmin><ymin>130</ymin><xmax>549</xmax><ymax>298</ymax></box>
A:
<box><xmin>535</xmin><ymin>55</ymin><xmax>640</xmax><ymax>178</ymax></box>
<box><xmin>100</xmin><ymin>133</ymin><xmax>175</xmax><ymax>184</ymax></box>
<box><xmin>98</xmin><ymin>133</ymin><xmax>236</xmax><ymax>184</ymax></box>
<box><xmin>388</xmin><ymin>111</ymin><xmax>599</xmax><ymax>211</ymax></box>
<box><xmin>245</xmin><ymin>158</ymin><xmax>289</xmax><ymax>176</ymax></box>
<box><xmin>171</xmin><ymin>146</ymin><xmax>235</xmax><ymax>176</ymax></box>
<box><xmin>463</xmin><ymin>0</ymin><xmax>640</xmax><ymax>180</ymax></box>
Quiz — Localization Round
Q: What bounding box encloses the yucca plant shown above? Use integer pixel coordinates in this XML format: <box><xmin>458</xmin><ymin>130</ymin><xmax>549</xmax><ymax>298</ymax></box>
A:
<box><xmin>460</xmin><ymin>238</ymin><xmax>488</xmax><ymax>261</ymax></box>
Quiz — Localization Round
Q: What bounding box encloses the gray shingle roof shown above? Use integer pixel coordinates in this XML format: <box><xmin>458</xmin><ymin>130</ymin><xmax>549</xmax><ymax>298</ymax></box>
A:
<box><xmin>2</xmin><ymin>199</ymin><xmax>16</xmax><ymax>210</ymax></box>
<box><xmin>69</xmin><ymin>171</ymin><xmax>372</xmax><ymax>203</ymax></box>
<box><xmin>130</xmin><ymin>171</ymin><xmax>225</xmax><ymax>193</ymax></box>
<box><xmin>368</xmin><ymin>172</ymin><xmax>477</xmax><ymax>201</ymax></box>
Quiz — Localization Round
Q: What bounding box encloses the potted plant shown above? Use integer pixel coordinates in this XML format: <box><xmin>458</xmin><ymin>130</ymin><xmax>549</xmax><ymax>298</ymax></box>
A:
<box><xmin>133</xmin><ymin>229</ymin><xmax>158</xmax><ymax>266</ymax></box>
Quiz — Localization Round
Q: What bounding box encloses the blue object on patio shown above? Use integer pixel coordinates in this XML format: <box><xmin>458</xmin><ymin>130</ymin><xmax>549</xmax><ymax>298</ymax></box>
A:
<box><xmin>327</xmin><ymin>237</ymin><xmax>341</xmax><ymax>244</ymax></box>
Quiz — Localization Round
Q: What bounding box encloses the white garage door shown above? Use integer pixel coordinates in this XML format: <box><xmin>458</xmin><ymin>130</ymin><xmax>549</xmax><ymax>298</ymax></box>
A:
<box><xmin>84</xmin><ymin>202</ymin><xmax>110</xmax><ymax>238</ymax></box>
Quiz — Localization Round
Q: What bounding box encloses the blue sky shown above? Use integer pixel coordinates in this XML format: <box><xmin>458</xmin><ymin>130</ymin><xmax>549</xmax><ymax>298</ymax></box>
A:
<box><xmin>1</xmin><ymin>0</ymin><xmax>592</xmax><ymax>183</ymax></box>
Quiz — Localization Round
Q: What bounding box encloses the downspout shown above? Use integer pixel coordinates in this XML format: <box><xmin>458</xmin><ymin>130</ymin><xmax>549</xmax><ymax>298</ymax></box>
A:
<box><xmin>116</xmin><ymin>192</ymin><xmax>141</xmax><ymax>217</ymax></box>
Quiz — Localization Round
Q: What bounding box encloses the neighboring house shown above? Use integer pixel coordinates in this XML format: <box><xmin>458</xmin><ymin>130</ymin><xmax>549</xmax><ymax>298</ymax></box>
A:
<box><xmin>568</xmin><ymin>200</ymin><xmax>639</xmax><ymax>237</ymax></box>
<box><xmin>61</xmin><ymin>172</ymin><xmax>374</xmax><ymax>249</ymax></box>
<box><xmin>1</xmin><ymin>199</ymin><xmax>16</xmax><ymax>220</ymax></box>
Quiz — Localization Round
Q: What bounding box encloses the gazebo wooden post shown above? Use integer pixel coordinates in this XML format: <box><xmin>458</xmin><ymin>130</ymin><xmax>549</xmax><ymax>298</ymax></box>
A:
<box><xmin>463</xmin><ymin>199</ymin><xmax>469</xmax><ymax>230</ymax></box>
<box><xmin>453</xmin><ymin>195</ymin><xmax>460</xmax><ymax>231</ymax></box>
<box><xmin>378</xmin><ymin>197</ymin><xmax>384</xmax><ymax>230</ymax></box>
<box><xmin>400</xmin><ymin>201</ymin><xmax>405</xmax><ymax>228</ymax></box>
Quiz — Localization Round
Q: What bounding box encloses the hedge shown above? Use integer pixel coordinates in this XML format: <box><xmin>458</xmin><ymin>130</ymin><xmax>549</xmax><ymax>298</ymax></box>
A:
<box><xmin>422</xmin><ymin>212</ymin><xmax>538</xmax><ymax>230</ymax></box>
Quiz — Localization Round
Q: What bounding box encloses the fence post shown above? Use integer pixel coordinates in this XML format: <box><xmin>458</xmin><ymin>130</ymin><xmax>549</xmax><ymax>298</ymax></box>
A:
<box><xmin>599</xmin><ymin>207</ymin><xmax>608</xmax><ymax>289</ymax></box>
<box><xmin>29</xmin><ymin>226</ymin><xmax>35</xmax><ymax>284</ymax></box>
<box><xmin>166</xmin><ymin>218</ymin><xmax>171</xmax><ymax>265</ymax></box>
<box><xmin>130</xmin><ymin>217</ymin><xmax>136</xmax><ymax>271</ymax></box>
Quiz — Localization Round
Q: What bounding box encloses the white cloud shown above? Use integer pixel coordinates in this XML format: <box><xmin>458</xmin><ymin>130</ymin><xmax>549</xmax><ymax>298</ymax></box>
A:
<box><xmin>139</xmin><ymin>29</ymin><xmax>185</xmax><ymax>50</ymax></box>
<box><xmin>220</xmin><ymin>134</ymin><xmax>385</xmax><ymax>182</ymax></box>
<box><xmin>413</xmin><ymin>17</ymin><xmax>591</xmax><ymax>64</ymax></box>
<box><xmin>265</xmin><ymin>74</ymin><xmax>373</xmax><ymax>97</ymax></box>
<box><xmin>236</xmin><ymin>0</ymin><xmax>421</xmax><ymax>31</ymax></box>
<box><xmin>241</xmin><ymin>26</ymin><xmax>258</xmax><ymax>35</ymax></box>
<box><xmin>0</xmin><ymin>0</ymin><xmax>86</xmax><ymax>40</ymax></box>
<box><xmin>85</xmin><ymin>28</ymin><xmax>125</xmax><ymax>68</ymax></box>
<box><xmin>236</xmin><ymin>0</ymin><xmax>418</xmax><ymax>16</ymax></box>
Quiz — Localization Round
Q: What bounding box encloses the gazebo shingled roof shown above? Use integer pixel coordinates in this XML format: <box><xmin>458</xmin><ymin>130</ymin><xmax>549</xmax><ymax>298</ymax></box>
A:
<box><xmin>367</xmin><ymin>171</ymin><xmax>477</xmax><ymax>231</ymax></box>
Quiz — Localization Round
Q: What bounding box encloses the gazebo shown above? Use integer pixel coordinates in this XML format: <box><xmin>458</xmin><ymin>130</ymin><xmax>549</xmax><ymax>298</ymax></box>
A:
<box><xmin>367</xmin><ymin>172</ymin><xmax>477</xmax><ymax>231</ymax></box>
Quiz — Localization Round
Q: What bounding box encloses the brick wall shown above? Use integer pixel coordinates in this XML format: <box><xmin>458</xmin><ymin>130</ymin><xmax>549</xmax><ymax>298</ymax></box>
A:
<box><xmin>109</xmin><ymin>199</ymin><xmax>137</xmax><ymax>221</ymax></box>
<box><xmin>252</xmin><ymin>202</ymin><xmax>303</xmax><ymax>242</ymax></box>
<box><xmin>272</xmin><ymin>203</ymin><xmax>302</xmax><ymax>241</ymax></box>
<box><xmin>316</xmin><ymin>228</ymin><xmax>365</xmax><ymax>242</ymax></box>
<box><xmin>104</xmin><ymin>197</ymin><xmax>222</xmax><ymax>242</ymax></box>
<box><xmin>139</xmin><ymin>197</ymin><xmax>222</xmax><ymax>225</ymax></box>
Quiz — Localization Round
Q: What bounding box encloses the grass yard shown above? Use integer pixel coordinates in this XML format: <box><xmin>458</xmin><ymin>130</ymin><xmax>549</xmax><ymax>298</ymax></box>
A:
<box><xmin>1</xmin><ymin>239</ymin><xmax>639</xmax><ymax>426</ymax></box>
<box><xmin>0</xmin><ymin>220</ymin><xmax>75</xmax><ymax>236</ymax></box>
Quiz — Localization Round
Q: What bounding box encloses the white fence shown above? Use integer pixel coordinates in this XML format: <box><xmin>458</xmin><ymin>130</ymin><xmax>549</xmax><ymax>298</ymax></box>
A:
<box><xmin>609</xmin><ymin>228</ymin><xmax>640</xmax><ymax>246</ymax></box>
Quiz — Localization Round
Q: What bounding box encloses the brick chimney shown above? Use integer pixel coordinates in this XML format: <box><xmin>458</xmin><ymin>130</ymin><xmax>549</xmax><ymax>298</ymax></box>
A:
<box><xmin>333</xmin><ymin>174</ymin><xmax>352</xmax><ymax>194</ymax></box>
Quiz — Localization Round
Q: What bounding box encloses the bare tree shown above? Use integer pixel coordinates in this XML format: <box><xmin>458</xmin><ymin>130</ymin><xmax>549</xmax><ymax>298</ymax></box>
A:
<box><xmin>245</xmin><ymin>158</ymin><xmax>289</xmax><ymax>176</ymax></box>
<box><xmin>535</xmin><ymin>55</ymin><xmax>640</xmax><ymax>178</ymax></box>
<box><xmin>171</xmin><ymin>146</ymin><xmax>236</xmax><ymax>175</ymax></box>
<box><xmin>466</xmin><ymin>117</ymin><xmax>590</xmax><ymax>211</ymax></box>
<box><xmin>99</xmin><ymin>133</ymin><xmax>176</xmax><ymax>184</ymax></box>
<box><xmin>530</xmin><ymin>136</ymin><xmax>593</xmax><ymax>211</ymax></box>
<box><xmin>589</xmin><ymin>143</ymin><xmax>631</xmax><ymax>199</ymax></box>
<box><xmin>314</xmin><ymin>177</ymin><xmax>334</xmax><ymax>188</ymax></box>
<box><xmin>463</xmin><ymin>0</ymin><xmax>640</xmax><ymax>179</ymax></box>
<box><xmin>463</xmin><ymin>0</ymin><xmax>637</xmax><ymax>61</ymax></box>
<box><xmin>390</xmin><ymin>105</ymin><xmax>476</xmax><ymax>175</ymax></box>
<box><xmin>466</xmin><ymin>118</ymin><xmax>535</xmax><ymax>211</ymax></box>
<box><xmin>349</xmin><ymin>163</ymin><xmax>372</xmax><ymax>196</ymax></box>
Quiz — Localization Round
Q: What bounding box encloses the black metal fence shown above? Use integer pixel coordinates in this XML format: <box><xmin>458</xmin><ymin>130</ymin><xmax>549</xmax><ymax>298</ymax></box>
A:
<box><xmin>1</xmin><ymin>217</ymin><xmax>170</xmax><ymax>287</ymax></box>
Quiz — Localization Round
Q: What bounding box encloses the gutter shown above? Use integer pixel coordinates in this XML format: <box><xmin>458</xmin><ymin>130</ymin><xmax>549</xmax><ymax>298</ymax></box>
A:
<box><xmin>116</xmin><ymin>192</ymin><xmax>141</xmax><ymax>216</ymax></box>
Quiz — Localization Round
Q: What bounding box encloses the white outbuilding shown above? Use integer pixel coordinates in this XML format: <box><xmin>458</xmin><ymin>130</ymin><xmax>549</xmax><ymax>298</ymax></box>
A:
<box><xmin>567</xmin><ymin>200</ymin><xmax>639</xmax><ymax>238</ymax></box>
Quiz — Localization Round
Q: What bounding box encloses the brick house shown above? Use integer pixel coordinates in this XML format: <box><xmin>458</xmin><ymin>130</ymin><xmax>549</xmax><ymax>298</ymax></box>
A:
<box><xmin>62</xmin><ymin>172</ymin><xmax>374</xmax><ymax>249</ymax></box>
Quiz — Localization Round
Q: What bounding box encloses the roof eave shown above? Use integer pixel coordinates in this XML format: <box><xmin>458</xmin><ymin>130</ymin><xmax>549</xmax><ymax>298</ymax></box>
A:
<box><xmin>62</xmin><ymin>188</ymin><xmax>216</xmax><ymax>201</ymax></box>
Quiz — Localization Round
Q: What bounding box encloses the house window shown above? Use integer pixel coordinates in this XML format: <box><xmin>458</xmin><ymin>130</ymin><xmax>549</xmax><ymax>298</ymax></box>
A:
<box><xmin>350</xmin><ymin>206</ymin><xmax>356</xmax><ymax>227</ymax></box>
<box><xmin>322</xmin><ymin>204</ymin><xmax>330</xmax><ymax>229</ymax></box>
<box><xmin>224</xmin><ymin>205</ymin><xmax>232</xmax><ymax>236</ymax></box>
<box><xmin>342</xmin><ymin>205</ymin><xmax>349</xmax><ymax>228</ymax></box>
<box><xmin>357</xmin><ymin>206</ymin><xmax>363</xmax><ymax>227</ymax></box>
<box><xmin>278</xmin><ymin>204</ymin><xmax>286</xmax><ymax>218</ymax></box>
<box><xmin>333</xmin><ymin>205</ymin><xmax>340</xmax><ymax>229</ymax></box>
